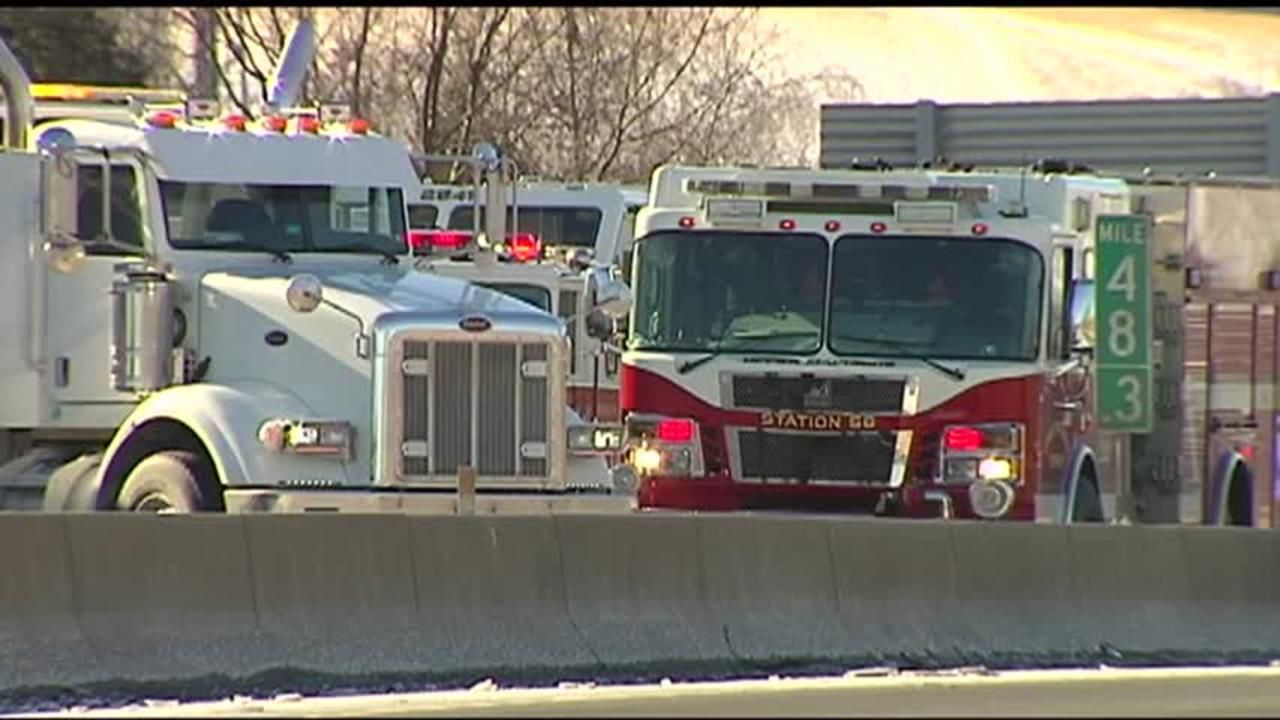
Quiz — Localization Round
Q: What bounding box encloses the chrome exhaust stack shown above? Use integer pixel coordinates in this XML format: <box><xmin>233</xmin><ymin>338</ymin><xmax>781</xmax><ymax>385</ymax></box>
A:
<box><xmin>0</xmin><ymin>31</ymin><xmax>34</xmax><ymax>149</ymax></box>
<box><xmin>264</xmin><ymin>18</ymin><xmax>316</xmax><ymax>112</ymax></box>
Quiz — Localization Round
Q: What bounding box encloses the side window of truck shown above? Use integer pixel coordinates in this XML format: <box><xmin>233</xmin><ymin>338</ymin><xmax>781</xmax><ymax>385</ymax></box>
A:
<box><xmin>1050</xmin><ymin>246</ymin><xmax>1074</xmax><ymax>360</ymax></box>
<box><xmin>76</xmin><ymin>164</ymin><xmax>145</xmax><ymax>253</ymax></box>
<box><xmin>408</xmin><ymin>204</ymin><xmax>439</xmax><ymax>230</ymax></box>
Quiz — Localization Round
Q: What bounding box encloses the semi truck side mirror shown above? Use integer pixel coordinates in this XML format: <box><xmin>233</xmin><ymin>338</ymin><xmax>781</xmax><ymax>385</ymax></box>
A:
<box><xmin>1067</xmin><ymin>279</ymin><xmax>1096</xmax><ymax>354</ymax></box>
<box><xmin>585</xmin><ymin>265</ymin><xmax>631</xmax><ymax>320</ymax></box>
<box><xmin>44</xmin><ymin>233</ymin><xmax>88</xmax><ymax>275</ymax></box>
<box><xmin>38</xmin><ymin>131</ymin><xmax>87</xmax><ymax>274</ymax></box>
<box><xmin>584</xmin><ymin>308</ymin><xmax>615</xmax><ymax>340</ymax></box>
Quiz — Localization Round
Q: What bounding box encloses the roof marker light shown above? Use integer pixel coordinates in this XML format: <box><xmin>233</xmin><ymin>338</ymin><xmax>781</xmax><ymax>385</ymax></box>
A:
<box><xmin>678</xmin><ymin>216</ymin><xmax>696</xmax><ymax>229</ymax></box>
<box><xmin>298</xmin><ymin>115</ymin><xmax>320</xmax><ymax>134</ymax></box>
<box><xmin>263</xmin><ymin>115</ymin><xmax>288</xmax><ymax>132</ymax></box>
<box><xmin>222</xmin><ymin>114</ymin><xmax>247</xmax><ymax>132</ymax></box>
<box><xmin>185</xmin><ymin>98</ymin><xmax>219</xmax><ymax>121</ymax></box>
<box><xmin>508</xmin><ymin>232</ymin><xmax>542</xmax><ymax>262</ymax></box>
<box><xmin>779</xmin><ymin>218</ymin><xmax>797</xmax><ymax>231</ymax></box>
<box><xmin>870</xmin><ymin>221</ymin><xmax>888</xmax><ymax>234</ymax></box>
<box><xmin>146</xmin><ymin>111</ymin><xmax>178</xmax><ymax>129</ymax></box>
<box><xmin>971</xmin><ymin>222</ymin><xmax>989</xmax><ymax>236</ymax></box>
<box><xmin>824</xmin><ymin>220</ymin><xmax>841</xmax><ymax>232</ymax></box>
<box><xmin>349</xmin><ymin>118</ymin><xmax>370</xmax><ymax>135</ymax></box>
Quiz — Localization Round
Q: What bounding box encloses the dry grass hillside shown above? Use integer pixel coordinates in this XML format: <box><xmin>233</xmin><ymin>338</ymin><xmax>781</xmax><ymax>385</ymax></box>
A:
<box><xmin>757</xmin><ymin>7</ymin><xmax>1280</xmax><ymax>104</ymax></box>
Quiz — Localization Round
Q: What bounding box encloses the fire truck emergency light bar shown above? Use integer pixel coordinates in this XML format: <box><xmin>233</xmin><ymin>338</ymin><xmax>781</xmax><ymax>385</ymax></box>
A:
<box><xmin>683</xmin><ymin>178</ymin><xmax>996</xmax><ymax>204</ymax></box>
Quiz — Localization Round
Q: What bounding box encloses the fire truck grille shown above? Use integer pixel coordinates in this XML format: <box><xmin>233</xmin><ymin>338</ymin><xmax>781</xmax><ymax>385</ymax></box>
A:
<box><xmin>731</xmin><ymin>375</ymin><xmax>904</xmax><ymax>413</ymax></box>
<box><xmin>736</xmin><ymin>430</ymin><xmax>897</xmax><ymax>485</ymax></box>
<box><xmin>398</xmin><ymin>339</ymin><xmax>549</xmax><ymax>480</ymax></box>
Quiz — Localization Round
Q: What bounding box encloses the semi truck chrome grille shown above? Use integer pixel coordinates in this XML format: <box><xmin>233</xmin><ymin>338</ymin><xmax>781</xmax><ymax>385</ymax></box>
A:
<box><xmin>735</xmin><ymin>429</ymin><xmax>898</xmax><ymax>486</ymax></box>
<box><xmin>397</xmin><ymin>338</ymin><xmax>549</xmax><ymax>480</ymax></box>
<box><xmin>730</xmin><ymin>375</ymin><xmax>905</xmax><ymax>413</ymax></box>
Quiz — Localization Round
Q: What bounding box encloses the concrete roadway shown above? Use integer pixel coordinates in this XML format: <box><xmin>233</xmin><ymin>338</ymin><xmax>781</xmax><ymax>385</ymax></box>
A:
<box><xmin>40</xmin><ymin>666</ymin><xmax>1280</xmax><ymax>718</ymax></box>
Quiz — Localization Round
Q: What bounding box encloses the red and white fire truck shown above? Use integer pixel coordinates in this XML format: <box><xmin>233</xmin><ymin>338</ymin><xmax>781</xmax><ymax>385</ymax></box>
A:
<box><xmin>614</xmin><ymin>162</ymin><xmax>1280</xmax><ymax>525</ymax></box>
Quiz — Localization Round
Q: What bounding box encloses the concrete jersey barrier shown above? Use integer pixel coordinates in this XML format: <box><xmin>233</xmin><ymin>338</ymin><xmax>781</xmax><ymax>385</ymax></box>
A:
<box><xmin>2</xmin><ymin>512</ymin><xmax>1279</xmax><ymax>698</ymax></box>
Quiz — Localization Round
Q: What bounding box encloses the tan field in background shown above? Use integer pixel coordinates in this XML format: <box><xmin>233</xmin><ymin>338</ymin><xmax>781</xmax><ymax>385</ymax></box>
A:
<box><xmin>757</xmin><ymin>6</ymin><xmax>1280</xmax><ymax>104</ymax></box>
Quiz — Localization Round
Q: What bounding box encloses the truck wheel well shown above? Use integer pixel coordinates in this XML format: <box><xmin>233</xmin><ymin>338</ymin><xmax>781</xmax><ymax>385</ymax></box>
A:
<box><xmin>1080</xmin><ymin>457</ymin><xmax>1097</xmax><ymax>486</ymax></box>
<box><xmin>1072</xmin><ymin>458</ymin><xmax>1104</xmax><ymax>523</ymax></box>
<box><xmin>99</xmin><ymin>419</ymin><xmax>223</xmax><ymax>511</ymax></box>
<box><xmin>1226</xmin><ymin>461</ymin><xmax>1253</xmax><ymax>527</ymax></box>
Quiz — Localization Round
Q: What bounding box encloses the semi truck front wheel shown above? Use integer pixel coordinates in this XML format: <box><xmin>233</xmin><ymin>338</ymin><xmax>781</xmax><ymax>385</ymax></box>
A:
<box><xmin>115</xmin><ymin>450</ymin><xmax>220</xmax><ymax>513</ymax></box>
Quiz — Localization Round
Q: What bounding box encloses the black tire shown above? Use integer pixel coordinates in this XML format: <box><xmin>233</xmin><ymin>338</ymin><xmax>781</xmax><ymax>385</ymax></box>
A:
<box><xmin>115</xmin><ymin>450</ymin><xmax>219</xmax><ymax>513</ymax></box>
<box><xmin>1071</xmin><ymin>472</ymin><xmax>1105</xmax><ymax>523</ymax></box>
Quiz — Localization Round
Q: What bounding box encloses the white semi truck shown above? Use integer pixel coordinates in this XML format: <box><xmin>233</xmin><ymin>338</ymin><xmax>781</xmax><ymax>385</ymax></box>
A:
<box><xmin>407</xmin><ymin>162</ymin><xmax>639</xmax><ymax>424</ymax></box>
<box><xmin>0</xmin><ymin>28</ymin><xmax>632</xmax><ymax>514</ymax></box>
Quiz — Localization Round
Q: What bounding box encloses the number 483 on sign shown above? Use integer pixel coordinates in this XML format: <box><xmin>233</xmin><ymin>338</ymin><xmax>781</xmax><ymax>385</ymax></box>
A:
<box><xmin>1094</xmin><ymin>214</ymin><xmax>1154</xmax><ymax>434</ymax></box>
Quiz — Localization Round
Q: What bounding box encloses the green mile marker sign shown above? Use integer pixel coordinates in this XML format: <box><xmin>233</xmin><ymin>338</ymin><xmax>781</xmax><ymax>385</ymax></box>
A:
<box><xmin>1094</xmin><ymin>213</ymin><xmax>1154</xmax><ymax>434</ymax></box>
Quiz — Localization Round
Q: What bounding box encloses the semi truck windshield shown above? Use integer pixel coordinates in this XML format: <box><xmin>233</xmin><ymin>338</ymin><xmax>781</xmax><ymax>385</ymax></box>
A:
<box><xmin>161</xmin><ymin>182</ymin><xmax>407</xmax><ymax>255</ymax></box>
<box><xmin>629</xmin><ymin>230</ymin><xmax>828</xmax><ymax>354</ymax></box>
<box><xmin>829</xmin><ymin>235</ymin><xmax>1044</xmax><ymax>361</ymax></box>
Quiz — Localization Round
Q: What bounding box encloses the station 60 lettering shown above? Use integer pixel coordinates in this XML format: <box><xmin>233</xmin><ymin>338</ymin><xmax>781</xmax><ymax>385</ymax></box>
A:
<box><xmin>761</xmin><ymin>410</ymin><xmax>877</xmax><ymax>431</ymax></box>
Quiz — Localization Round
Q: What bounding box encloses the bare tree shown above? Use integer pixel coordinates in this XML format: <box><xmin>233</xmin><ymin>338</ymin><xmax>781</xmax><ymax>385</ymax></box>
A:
<box><xmin>110</xmin><ymin>7</ymin><xmax>192</xmax><ymax>90</ymax></box>
<box><xmin>208</xmin><ymin>7</ymin><xmax>322</xmax><ymax>114</ymax></box>
<box><xmin>119</xmin><ymin>6</ymin><xmax>862</xmax><ymax>180</ymax></box>
<box><xmin>457</xmin><ymin>7</ymin><xmax>854</xmax><ymax>181</ymax></box>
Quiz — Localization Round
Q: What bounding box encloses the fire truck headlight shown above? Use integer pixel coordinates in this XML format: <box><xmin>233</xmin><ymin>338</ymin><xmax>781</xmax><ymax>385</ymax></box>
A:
<box><xmin>944</xmin><ymin>458</ymin><xmax>978</xmax><ymax>482</ymax></box>
<box><xmin>622</xmin><ymin>414</ymin><xmax>706</xmax><ymax>478</ymax></box>
<box><xmin>939</xmin><ymin>422</ymin><xmax>1025</xmax><ymax>485</ymax></box>
<box><xmin>977</xmin><ymin>457</ymin><xmax>1015</xmax><ymax>482</ymax></box>
<box><xmin>633</xmin><ymin>446</ymin><xmax>664</xmax><ymax>474</ymax></box>
<box><xmin>609</xmin><ymin>464</ymin><xmax>639</xmax><ymax>494</ymax></box>
<box><xmin>667</xmin><ymin>447</ymin><xmax>692</xmax><ymax>475</ymax></box>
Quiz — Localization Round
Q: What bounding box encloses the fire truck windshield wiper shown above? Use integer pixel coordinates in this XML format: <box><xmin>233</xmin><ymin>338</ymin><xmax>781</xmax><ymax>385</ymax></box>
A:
<box><xmin>677</xmin><ymin>329</ymin><xmax>819</xmax><ymax>375</ymax></box>
<box><xmin>833</xmin><ymin>334</ymin><xmax>965</xmax><ymax>381</ymax></box>
<box><xmin>319</xmin><ymin>242</ymin><xmax>400</xmax><ymax>265</ymax></box>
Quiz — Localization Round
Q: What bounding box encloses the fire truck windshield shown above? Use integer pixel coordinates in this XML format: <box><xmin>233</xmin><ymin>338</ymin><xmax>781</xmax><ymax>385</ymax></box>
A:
<box><xmin>160</xmin><ymin>182</ymin><xmax>407</xmax><ymax>255</ymax></box>
<box><xmin>829</xmin><ymin>235</ymin><xmax>1044</xmax><ymax>361</ymax></box>
<box><xmin>629</xmin><ymin>230</ymin><xmax>827</xmax><ymax>354</ymax></box>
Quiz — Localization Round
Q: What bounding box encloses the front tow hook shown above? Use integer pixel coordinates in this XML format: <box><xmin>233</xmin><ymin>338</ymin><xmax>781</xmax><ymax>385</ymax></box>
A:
<box><xmin>923</xmin><ymin>489</ymin><xmax>954</xmax><ymax>519</ymax></box>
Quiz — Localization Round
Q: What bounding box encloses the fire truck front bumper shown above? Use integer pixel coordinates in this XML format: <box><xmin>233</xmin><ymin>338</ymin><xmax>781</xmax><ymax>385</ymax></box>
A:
<box><xmin>633</xmin><ymin>473</ymin><xmax>1033</xmax><ymax>520</ymax></box>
